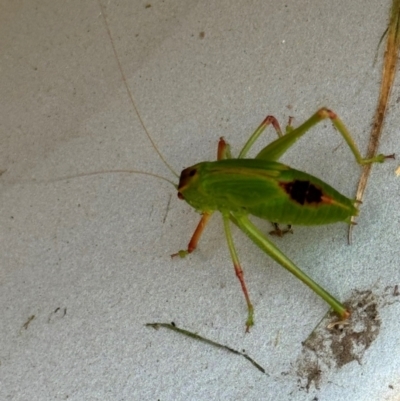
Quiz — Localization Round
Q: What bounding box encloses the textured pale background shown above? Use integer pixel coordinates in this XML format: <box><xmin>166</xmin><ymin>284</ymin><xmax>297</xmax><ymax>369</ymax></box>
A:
<box><xmin>1</xmin><ymin>1</ymin><xmax>400</xmax><ymax>400</ymax></box>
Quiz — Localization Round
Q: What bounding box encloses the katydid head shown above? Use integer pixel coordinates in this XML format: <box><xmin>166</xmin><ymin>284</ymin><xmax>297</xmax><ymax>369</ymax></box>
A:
<box><xmin>176</xmin><ymin>163</ymin><xmax>217</xmax><ymax>212</ymax></box>
<box><xmin>177</xmin><ymin>166</ymin><xmax>199</xmax><ymax>198</ymax></box>
<box><xmin>177</xmin><ymin>164</ymin><xmax>200</xmax><ymax>203</ymax></box>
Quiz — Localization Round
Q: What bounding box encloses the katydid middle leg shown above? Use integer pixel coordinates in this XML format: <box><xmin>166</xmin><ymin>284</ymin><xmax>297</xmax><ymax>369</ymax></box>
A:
<box><xmin>228</xmin><ymin>115</ymin><xmax>295</xmax><ymax>237</ymax></box>
<box><xmin>238</xmin><ymin>115</ymin><xmax>283</xmax><ymax>158</ymax></box>
<box><xmin>269</xmin><ymin>222</ymin><xmax>293</xmax><ymax>237</ymax></box>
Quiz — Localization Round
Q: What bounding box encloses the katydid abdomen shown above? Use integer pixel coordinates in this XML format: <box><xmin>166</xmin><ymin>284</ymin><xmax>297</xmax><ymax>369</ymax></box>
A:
<box><xmin>178</xmin><ymin>158</ymin><xmax>357</xmax><ymax>226</ymax></box>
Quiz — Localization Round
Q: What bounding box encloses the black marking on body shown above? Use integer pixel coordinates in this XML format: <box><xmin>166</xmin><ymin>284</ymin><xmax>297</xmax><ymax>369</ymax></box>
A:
<box><xmin>280</xmin><ymin>180</ymin><xmax>323</xmax><ymax>205</ymax></box>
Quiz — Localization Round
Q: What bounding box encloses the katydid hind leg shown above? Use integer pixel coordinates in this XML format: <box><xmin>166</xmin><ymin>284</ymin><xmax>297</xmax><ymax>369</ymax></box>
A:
<box><xmin>256</xmin><ymin>107</ymin><xmax>392</xmax><ymax>163</ymax></box>
<box><xmin>171</xmin><ymin>212</ymin><xmax>213</xmax><ymax>258</ymax></box>
<box><xmin>230</xmin><ymin>213</ymin><xmax>350</xmax><ymax>320</ymax></box>
<box><xmin>222</xmin><ymin>214</ymin><xmax>254</xmax><ymax>331</ymax></box>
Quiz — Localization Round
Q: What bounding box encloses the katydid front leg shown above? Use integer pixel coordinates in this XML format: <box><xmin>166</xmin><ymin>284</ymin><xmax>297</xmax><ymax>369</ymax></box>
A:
<box><xmin>171</xmin><ymin>212</ymin><xmax>212</xmax><ymax>258</ymax></box>
<box><xmin>222</xmin><ymin>213</ymin><xmax>254</xmax><ymax>331</ymax></box>
<box><xmin>171</xmin><ymin>136</ymin><xmax>231</xmax><ymax>258</ymax></box>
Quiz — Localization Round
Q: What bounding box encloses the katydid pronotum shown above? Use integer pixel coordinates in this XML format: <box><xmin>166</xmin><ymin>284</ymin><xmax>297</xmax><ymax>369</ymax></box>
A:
<box><xmin>72</xmin><ymin>4</ymin><xmax>394</xmax><ymax>332</ymax></box>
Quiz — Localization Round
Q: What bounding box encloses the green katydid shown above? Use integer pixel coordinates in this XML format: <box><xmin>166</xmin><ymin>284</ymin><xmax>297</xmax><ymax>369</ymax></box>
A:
<box><xmin>80</xmin><ymin>3</ymin><xmax>394</xmax><ymax>332</ymax></box>
<box><xmin>169</xmin><ymin>108</ymin><xmax>392</xmax><ymax>331</ymax></box>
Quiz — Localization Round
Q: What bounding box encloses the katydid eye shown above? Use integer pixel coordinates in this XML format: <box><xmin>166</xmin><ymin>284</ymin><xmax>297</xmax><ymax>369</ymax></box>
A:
<box><xmin>189</xmin><ymin>169</ymin><xmax>196</xmax><ymax>177</ymax></box>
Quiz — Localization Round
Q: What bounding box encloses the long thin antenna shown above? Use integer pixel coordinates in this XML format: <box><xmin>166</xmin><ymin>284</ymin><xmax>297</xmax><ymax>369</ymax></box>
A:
<box><xmin>97</xmin><ymin>0</ymin><xmax>179</xmax><ymax>178</ymax></box>
<box><xmin>45</xmin><ymin>170</ymin><xmax>177</xmax><ymax>188</ymax></box>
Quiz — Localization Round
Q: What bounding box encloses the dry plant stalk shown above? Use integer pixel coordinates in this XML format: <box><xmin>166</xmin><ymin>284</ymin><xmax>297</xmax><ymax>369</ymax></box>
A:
<box><xmin>349</xmin><ymin>0</ymin><xmax>400</xmax><ymax>242</ymax></box>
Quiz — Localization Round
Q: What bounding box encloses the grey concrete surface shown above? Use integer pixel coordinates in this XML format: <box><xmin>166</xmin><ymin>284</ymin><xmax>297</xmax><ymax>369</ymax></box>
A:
<box><xmin>1</xmin><ymin>1</ymin><xmax>400</xmax><ymax>400</ymax></box>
